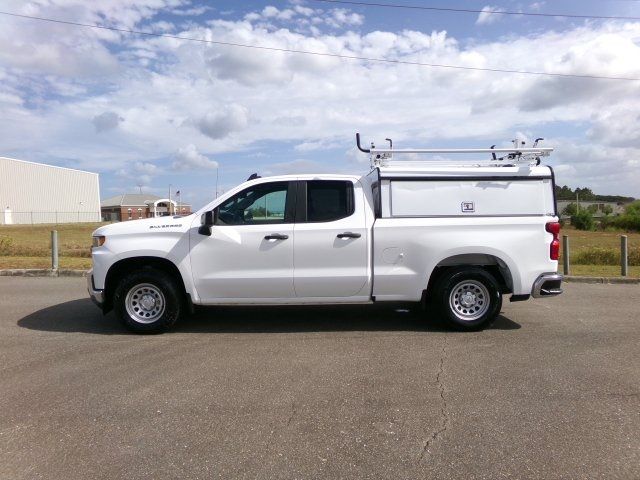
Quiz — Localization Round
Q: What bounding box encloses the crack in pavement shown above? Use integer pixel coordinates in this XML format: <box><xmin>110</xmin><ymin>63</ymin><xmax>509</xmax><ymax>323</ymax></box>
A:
<box><xmin>418</xmin><ymin>336</ymin><xmax>449</xmax><ymax>463</ymax></box>
<box><xmin>264</xmin><ymin>400</ymin><xmax>297</xmax><ymax>455</ymax></box>
<box><xmin>286</xmin><ymin>401</ymin><xmax>297</xmax><ymax>427</ymax></box>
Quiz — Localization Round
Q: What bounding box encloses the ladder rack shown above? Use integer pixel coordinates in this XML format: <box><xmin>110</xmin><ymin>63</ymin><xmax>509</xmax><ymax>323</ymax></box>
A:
<box><xmin>355</xmin><ymin>133</ymin><xmax>554</xmax><ymax>168</ymax></box>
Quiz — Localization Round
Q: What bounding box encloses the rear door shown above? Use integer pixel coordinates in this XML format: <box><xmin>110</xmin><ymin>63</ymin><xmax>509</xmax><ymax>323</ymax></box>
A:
<box><xmin>293</xmin><ymin>179</ymin><xmax>370</xmax><ymax>298</ymax></box>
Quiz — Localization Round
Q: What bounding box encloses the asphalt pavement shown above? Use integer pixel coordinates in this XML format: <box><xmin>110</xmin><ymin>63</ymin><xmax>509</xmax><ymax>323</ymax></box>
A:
<box><xmin>1</xmin><ymin>277</ymin><xmax>639</xmax><ymax>479</ymax></box>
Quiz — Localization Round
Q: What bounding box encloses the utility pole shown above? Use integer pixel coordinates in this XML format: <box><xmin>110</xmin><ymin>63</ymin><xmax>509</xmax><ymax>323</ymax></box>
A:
<box><xmin>576</xmin><ymin>192</ymin><xmax>579</xmax><ymax>212</ymax></box>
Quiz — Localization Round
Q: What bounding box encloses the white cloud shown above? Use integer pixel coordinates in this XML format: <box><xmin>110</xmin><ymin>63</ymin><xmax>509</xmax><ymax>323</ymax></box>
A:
<box><xmin>326</xmin><ymin>9</ymin><xmax>364</xmax><ymax>28</ymax></box>
<box><xmin>588</xmin><ymin>107</ymin><xmax>640</xmax><ymax>148</ymax></box>
<box><xmin>0</xmin><ymin>0</ymin><xmax>188</xmax><ymax>77</ymax></box>
<box><xmin>295</xmin><ymin>140</ymin><xmax>342</xmax><ymax>152</ymax></box>
<box><xmin>194</xmin><ymin>105</ymin><xmax>249</xmax><ymax>140</ymax></box>
<box><xmin>172</xmin><ymin>144</ymin><xmax>218</xmax><ymax>170</ymax></box>
<box><xmin>171</xmin><ymin>5</ymin><xmax>212</xmax><ymax>16</ymax></box>
<box><xmin>476</xmin><ymin>5</ymin><xmax>506</xmax><ymax>25</ymax></box>
<box><xmin>241</xmin><ymin>4</ymin><xmax>362</xmax><ymax>32</ymax></box>
<box><xmin>1</xmin><ymin>4</ymin><xmax>640</xmax><ymax>199</ymax></box>
<box><xmin>116</xmin><ymin>161</ymin><xmax>160</xmax><ymax>187</ymax></box>
<box><xmin>92</xmin><ymin>111</ymin><xmax>124</xmax><ymax>133</ymax></box>
<box><xmin>264</xmin><ymin>159</ymin><xmax>326</xmax><ymax>176</ymax></box>
<box><xmin>551</xmin><ymin>139</ymin><xmax>640</xmax><ymax>193</ymax></box>
<box><xmin>294</xmin><ymin>6</ymin><xmax>315</xmax><ymax>17</ymax></box>
<box><xmin>262</xmin><ymin>6</ymin><xmax>295</xmax><ymax>21</ymax></box>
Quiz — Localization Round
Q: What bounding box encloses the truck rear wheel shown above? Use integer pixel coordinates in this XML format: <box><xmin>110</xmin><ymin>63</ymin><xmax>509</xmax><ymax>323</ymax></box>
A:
<box><xmin>434</xmin><ymin>267</ymin><xmax>502</xmax><ymax>331</ymax></box>
<box><xmin>113</xmin><ymin>268</ymin><xmax>182</xmax><ymax>334</ymax></box>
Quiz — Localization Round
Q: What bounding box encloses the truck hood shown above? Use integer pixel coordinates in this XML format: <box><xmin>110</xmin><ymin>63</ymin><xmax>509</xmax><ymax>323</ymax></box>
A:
<box><xmin>93</xmin><ymin>215</ymin><xmax>195</xmax><ymax>237</ymax></box>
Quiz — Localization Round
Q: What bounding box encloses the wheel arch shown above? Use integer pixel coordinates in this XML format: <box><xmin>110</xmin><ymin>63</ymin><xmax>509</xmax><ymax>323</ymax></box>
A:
<box><xmin>423</xmin><ymin>252</ymin><xmax>516</xmax><ymax>302</ymax></box>
<box><xmin>103</xmin><ymin>256</ymin><xmax>188</xmax><ymax>313</ymax></box>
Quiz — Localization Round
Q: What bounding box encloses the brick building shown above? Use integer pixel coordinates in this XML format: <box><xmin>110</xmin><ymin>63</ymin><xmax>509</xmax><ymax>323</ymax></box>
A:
<box><xmin>101</xmin><ymin>194</ymin><xmax>191</xmax><ymax>222</ymax></box>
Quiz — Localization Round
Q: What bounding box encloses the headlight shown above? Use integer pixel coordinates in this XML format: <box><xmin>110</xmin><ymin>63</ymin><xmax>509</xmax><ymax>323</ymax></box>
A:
<box><xmin>92</xmin><ymin>236</ymin><xmax>106</xmax><ymax>248</ymax></box>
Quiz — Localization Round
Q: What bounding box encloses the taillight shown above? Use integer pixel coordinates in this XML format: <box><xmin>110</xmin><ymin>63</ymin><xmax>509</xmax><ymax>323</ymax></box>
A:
<box><xmin>546</xmin><ymin>222</ymin><xmax>560</xmax><ymax>260</ymax></box>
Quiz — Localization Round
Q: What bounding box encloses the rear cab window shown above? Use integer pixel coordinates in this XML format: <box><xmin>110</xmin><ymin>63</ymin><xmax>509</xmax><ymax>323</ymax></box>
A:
<box><xmin>305</xmin><ymin>180</ymin><xmax>354</xmax><ymax>222</ymax></box>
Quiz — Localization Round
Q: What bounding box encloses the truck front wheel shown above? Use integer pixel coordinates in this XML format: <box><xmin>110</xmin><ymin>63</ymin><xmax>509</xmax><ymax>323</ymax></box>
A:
<box><xmin>113</xmin><ymin>268</ymin><xmax>182</xmax><ymax>334</ymax></box>
<box><xmin>434</xmin><ymin>267</ymin><xmax>502</xmax><ymax>331</ymax></box>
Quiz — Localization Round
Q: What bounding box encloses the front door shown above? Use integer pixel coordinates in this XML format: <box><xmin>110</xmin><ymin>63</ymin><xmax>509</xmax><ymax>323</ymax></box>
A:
<box><xmin>190</xmin><ymin>181</ymin><xmax>296</xmax><ymax>302</ymax></box>
<box><xmin>293</xmin><ymin>179</ymin><xmax>370</xmax><ymax>298</ymax></box>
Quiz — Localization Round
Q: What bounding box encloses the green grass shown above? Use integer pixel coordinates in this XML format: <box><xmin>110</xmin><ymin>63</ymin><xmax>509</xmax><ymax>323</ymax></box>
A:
<box><xmin>559</xmin><ymin>226</ymin><xmax>639</xmax><ymax>267</ymax></box>
<box><xmin>0</xmin><ymin>223</ymin><xmax>105</xmax><ymax>270</ymax></box>
<box><xmin>568</xmin><ymin>265</ymin><xmax>640</xmax><ymax>278</ymax></box>
<box><xmin>0</xmin><ymin>223</ymin><xmax>638</xmax><ymax>277</ymax></box>
<box><xmin>0</xmin><ymin>256</ymin><xmax>92</xmax><ymax>269</ymax></box>
<box><xmin>560</xmin><ymin>226</ymin><xmax>640</xmax><ymax>250</ymax></box>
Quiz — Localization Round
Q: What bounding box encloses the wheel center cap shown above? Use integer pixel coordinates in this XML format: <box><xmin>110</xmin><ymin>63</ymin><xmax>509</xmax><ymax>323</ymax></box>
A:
<box><xmin>460</xmin><ymin>291</ymin><xmax>476</xmax><ymax>307</ymax></box>
<box><xmin>140</xmin><ymin>294</ymin><xmax>156</xmax><ymax>311</ymax></box>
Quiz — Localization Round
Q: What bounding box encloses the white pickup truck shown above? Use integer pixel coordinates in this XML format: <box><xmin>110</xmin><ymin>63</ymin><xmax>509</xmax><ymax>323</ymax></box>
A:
<box><xmin>88</xmin><ymin>135</ymin><xmax>562</xmax><ymax>333</ymax></box>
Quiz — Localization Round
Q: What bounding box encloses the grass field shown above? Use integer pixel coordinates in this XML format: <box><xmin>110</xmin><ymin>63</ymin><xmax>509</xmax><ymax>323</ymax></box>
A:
<box><xmin>0</xmin><ymin>223</ymin><xmax>102</xmax><ymax>270</ymax></box>
<box><xmin>560</xmin><ymin>226</ymin><xmax>640</xmax><ymax>250</ymax></box>
<box><xmin>0</xmin><ymin>222</ymin><xmax>638</xmax><ymax>277</ymax></box>
<box><xmin>0</xmin><ymin>256</ymin><xmax>92</xmax><ymax>269</ymax></box>
<box><xmin>569</xmin><ymin>265</ymin><xmax>640</xmax><ymax>278</ymax></box>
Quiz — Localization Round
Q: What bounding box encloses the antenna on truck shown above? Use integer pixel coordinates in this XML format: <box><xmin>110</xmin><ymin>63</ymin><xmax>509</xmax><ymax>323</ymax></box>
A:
<box><xmin>355</xmin><ymin>133</ymin><xmax>553</xmax><ymax>168</ymax></box>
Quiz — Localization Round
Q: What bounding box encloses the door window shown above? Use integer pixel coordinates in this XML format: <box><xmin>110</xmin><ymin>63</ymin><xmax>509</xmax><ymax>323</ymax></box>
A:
<box><xmin>306</xmin><ymin>180</ymin><xmax>354</xmax><ymax>222</ymax></box>
<box><xmin>216</xmin><ymin>182</ymin><xmax>291</xmax><ymax>225</ymax></box>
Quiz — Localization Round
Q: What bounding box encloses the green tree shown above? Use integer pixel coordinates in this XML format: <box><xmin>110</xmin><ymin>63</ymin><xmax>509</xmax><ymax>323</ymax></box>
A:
<box><xmin>562</xmin><ymin>203</ymin><xmax>577</xmax><ymax>217</ymax></box>
<box><xmin>624</xmin><ymin>200</ymin><xmax>640</xmax><ymax>216</ymax></box>
<box><xmin>571</xmin><ymin>210</ymin><xmax>595</xmax><ymax>231</ymax></box>
<box><xmin>601</xmin><ymin>205</ymin><xmax>613</xmax><ymax>216</ymax></box>
<box><xmin>555</xmin><ymin>185</ymin><xmax>575</xmax><ymax>200</ymax></box>
<box><xmin>575</xmin><ymin>187</ymin><xmax>596</xmax><ymax>201</ymax></box>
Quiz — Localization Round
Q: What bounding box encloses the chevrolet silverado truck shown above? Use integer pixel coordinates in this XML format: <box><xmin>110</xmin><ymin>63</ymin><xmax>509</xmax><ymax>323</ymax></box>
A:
<box><xmin>88</xmin><ymin>134</ymin><xmax>562</xmax><ymax>333</ymax></box>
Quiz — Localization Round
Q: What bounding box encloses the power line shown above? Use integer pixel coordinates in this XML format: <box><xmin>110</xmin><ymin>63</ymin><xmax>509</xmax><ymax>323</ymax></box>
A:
<box><xmin>1</xmin><ymin>10</ymin><xmax>639</xmax><ymax>81</ymax></box>
<box><xmin>309</xmin><ymin>0</ymin><xmax>640</xmax><ymax>20</ymax></box>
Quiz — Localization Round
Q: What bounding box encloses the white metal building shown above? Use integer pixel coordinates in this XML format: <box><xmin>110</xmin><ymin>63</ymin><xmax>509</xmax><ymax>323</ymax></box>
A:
<box><xmin>0</xmin><ymin>156</ymin><xmax>101</xmax><ymax>224</ymax></box>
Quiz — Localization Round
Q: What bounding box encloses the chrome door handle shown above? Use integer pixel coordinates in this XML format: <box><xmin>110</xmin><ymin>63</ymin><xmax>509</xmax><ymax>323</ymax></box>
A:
<box><xmin>337</xmin><ymin>232</ymin><xmax>361</xmax><ymax>239</ymax></box>
<box><xmin>264</xmin><ymin>234</ymin><xmax>289</xmax><ymax>240</ymax></box>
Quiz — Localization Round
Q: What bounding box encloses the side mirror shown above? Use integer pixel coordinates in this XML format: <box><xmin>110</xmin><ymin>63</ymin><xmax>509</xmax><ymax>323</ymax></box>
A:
<box><xmin>198</xmin><ymin>210</ymin><xmax>215</xmax><ymax>236</ymax></box>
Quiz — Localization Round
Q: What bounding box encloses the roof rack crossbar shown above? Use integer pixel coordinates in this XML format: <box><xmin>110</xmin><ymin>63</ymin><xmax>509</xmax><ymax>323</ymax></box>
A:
<box><xmin>355</xmin><ymin>133</ymin><xmax>553</xmax><ymax>168</ymax></box>
<box><xmin>369</xmin><ymin>148</ymin><xmax>553</xmax><ymax>154</ymax></box>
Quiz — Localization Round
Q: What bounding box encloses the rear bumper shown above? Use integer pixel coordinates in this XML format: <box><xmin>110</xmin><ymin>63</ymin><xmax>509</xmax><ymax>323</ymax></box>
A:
<box><xmin>86</xmin><ymin>270</ymin><xmax>104</xmax><ymax>307</ymax></box>
<box><xmin>532</xmin><ymin>273</ymin><xmax>563</xmax><ymax>298</ymax></box>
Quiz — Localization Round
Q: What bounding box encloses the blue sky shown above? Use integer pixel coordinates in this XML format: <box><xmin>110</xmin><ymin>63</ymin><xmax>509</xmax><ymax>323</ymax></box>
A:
<box><xmin>1</xmin><ymin>0</ymin><xmax>639</xmax><ymax>208</ymax></box>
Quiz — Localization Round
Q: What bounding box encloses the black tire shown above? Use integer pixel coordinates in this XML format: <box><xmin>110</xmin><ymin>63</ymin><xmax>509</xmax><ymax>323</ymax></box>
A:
<box><xmin>113</xmin><ymin>268</ymin><xmax>182</xmax><ymax>334</ymax></box>
<box><xmin>434</xmin><ymin>267</ymin><xmax>502</xmax><ymax>331</ymax></box>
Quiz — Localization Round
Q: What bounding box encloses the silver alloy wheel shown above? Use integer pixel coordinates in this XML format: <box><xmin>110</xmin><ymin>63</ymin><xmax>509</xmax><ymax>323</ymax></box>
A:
<box><xmin>125</xmin><ymin>283</ymin><xmax>166</xmax><ymax>324</ymax></box>
<box><xmin>449</xmin><ymin>280</ymin><xmax>490</xmax><ymax>321</ymax></box>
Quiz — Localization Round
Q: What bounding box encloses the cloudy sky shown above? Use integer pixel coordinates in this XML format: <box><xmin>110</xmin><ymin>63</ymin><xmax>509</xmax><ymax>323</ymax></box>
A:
<box><xmin>1</xmin><ymin>0</ymin><xmax>639</xmax><ymax>207</ymax></box>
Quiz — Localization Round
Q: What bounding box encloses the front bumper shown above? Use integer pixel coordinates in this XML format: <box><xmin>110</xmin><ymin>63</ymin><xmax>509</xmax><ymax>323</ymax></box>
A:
<box><xmin>532</xmin><ymin>273</ymin><xmax>563</xmax><ymax>298</ymax></box>
<box><xmin>87</xmin><ymin>271</ymin><xmax>104</xmax><ymax>307</ymax></box>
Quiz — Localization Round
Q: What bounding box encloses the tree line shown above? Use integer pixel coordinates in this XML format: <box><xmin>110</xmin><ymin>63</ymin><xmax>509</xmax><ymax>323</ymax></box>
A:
<box><xmin>555</xmin><ymin>185</ymin><xmax>635</xmax><ymax>203</ymax></box>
